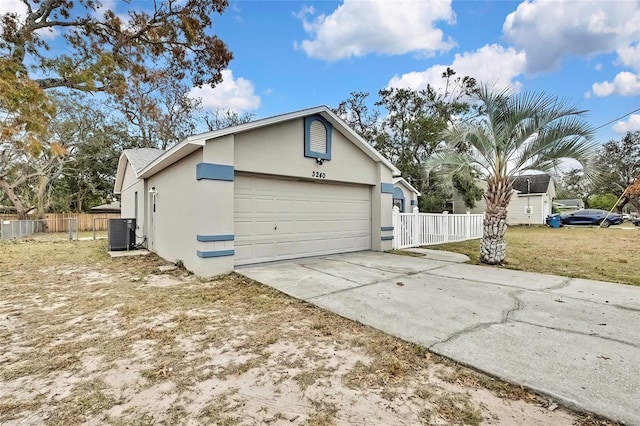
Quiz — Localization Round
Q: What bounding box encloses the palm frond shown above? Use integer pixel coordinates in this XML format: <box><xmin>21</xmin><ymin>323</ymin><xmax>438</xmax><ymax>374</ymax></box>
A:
<box><xmin>439</xmin><ymin>83</ymin><xmax>595</xmax><ymax>184</ymax></box>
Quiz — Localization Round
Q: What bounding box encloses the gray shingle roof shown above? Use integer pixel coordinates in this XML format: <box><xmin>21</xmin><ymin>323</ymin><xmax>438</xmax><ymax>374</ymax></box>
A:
<box><xmin>90</xmin><ymin>201</ymin><xmax>121</xmax><ymax>212</ymax></box>
<box><xmin>512</xmin><ymin>174</ymin><xmax>551</xmax><ymax>194</ymax></box>
<box><xmin>554</xmin><ymin>199</ymin><xmax>584</xmax><ymax>208</ymax></box>
<box><xmin>124</xmin><ymin>148</ymin><xmax>165</xmax><ymax>174</ymax></box>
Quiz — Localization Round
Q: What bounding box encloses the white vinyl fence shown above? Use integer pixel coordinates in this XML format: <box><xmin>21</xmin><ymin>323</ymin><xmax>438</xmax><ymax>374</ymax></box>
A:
<box><xmin>392</xmin><ymin>206</ymin><xmax>483</xmax><ymax>249</ymax></box>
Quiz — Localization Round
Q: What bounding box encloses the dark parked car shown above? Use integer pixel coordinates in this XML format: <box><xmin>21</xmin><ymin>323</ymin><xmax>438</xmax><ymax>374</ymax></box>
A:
<box><xmin>633</xmin><ymin>217</ymin><xmax>640</xmax><ymax>227</ymax></box>
<box><xmin>560</xmin><ymin>209</ymin><xmax>623</xmax><ymax>227</ymax></box>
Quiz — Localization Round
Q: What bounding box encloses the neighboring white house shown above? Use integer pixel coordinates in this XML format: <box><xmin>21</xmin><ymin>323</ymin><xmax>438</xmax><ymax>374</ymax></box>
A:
<box><xmin>451</xmin><ymin>174</ymin><xmax>556</xmax><ymax>225</ymax></box>
<box><xmin>554</xmin><ymin>198</ymin><xmax>584</xmax><ymax>212</ymax></box>
<box><xmin>114</xmin><ymin>106</ymin><xmax>401</xmax><ymax>277</ymax></box>
<box><xmin>392</xmin><ymin>177</ymin><xmax>420</xmax><ymax>213</ymax></box>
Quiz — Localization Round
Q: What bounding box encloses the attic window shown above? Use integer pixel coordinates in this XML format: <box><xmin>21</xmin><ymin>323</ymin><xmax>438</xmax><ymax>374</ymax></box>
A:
<box><xmin>304</xmin><ymin>115</ymin><xmax>332</xmax><ymax>160</ymax></box>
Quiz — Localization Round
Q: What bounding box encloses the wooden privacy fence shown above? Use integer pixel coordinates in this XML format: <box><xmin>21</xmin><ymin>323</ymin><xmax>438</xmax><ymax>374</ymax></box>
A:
<box><xmin>0</xmin><ymin>213</ymin><xmax>121</xmax><ymax>232</ymax></box>
<box><xmin>392</xmin><ymin>206</ymin><xmax>484</xmax><ymax>249</ymax></box>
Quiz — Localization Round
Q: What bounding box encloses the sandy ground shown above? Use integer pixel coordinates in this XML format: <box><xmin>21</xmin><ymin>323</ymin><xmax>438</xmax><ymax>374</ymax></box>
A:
<box><xmin>0</xmin><ymin>240</ymin><xmax>614</xmax><ymax>425</ymax></box>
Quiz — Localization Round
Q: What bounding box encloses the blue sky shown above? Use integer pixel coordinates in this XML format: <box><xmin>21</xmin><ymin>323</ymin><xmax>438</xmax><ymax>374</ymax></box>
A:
<box><xmin>189</xmin><ymin>0</ymin><xmax>640</xmax><ymax>144</ymax></box>
<box><xmin>3</xmin><ymin>0</ymin><xmax>640</xmax><ymax>144</ymax></box>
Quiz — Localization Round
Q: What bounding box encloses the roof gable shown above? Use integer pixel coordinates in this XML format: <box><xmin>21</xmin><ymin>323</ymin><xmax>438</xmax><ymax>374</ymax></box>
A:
<box><xmin>125</xmin><ymin>148</ymin><xmax>165</xmax><ymax>173</ymax></box>
<box><xmin>114</xmin><ymin>148</ymin><xmax>164</xmax><ymax>194</ymax></box>
<box><xmin>392</xmin><ymin>177</ymin><xmax>421</xmax><ymax>196</ymax></box>
<box><xmin>137</xmin><ymin>106</ymin><xmax>400</xmax><ymax>179</ymax></box>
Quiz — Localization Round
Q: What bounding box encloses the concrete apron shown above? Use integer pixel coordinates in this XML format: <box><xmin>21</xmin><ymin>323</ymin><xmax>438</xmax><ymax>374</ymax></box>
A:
<box><xmin>237</xmin><ymin>251</ymin><xmax>640</xmax><ymax>425</ymax></box>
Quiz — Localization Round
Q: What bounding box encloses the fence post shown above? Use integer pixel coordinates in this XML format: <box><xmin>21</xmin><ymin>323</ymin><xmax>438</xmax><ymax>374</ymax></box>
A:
<box><xmin>466</xmin><ymin>212</ymin><xmax>471</xmax><ymax>240</ymax></box>
<box><xmin>392</xmin><ymin>206</ymin><xmax>400</xmax><ymax>249</ymax></box>
<box><xmin>412</xmin><ymin>206</ymin><xmax>419</xmax><ymax>247</ymax></box>
<box><xmin>443</xmin><ymin>211</ymin><xmax>449</xmax><ymax>243</ymax></box>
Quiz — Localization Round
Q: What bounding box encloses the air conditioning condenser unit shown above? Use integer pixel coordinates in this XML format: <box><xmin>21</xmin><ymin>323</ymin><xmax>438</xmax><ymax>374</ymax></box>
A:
<box><xmin>108</xmin><ymin>218</ymin><xmax>136</xmax><ymax>251</ymax></box>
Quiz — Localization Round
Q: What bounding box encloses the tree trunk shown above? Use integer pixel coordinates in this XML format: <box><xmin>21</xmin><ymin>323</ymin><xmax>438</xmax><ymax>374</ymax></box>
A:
<box><xmin>628</xmin><ymin>196</ymin><xmax>640</xmax><ymax>213</ymax></box>
<box><xmin>480</xmin><ymin>176</ymin><xmax>513</xmax><ymax>265</ymax></box>
<box><xmin>0</xmin><ymin>178</ymin><xmax>29</xmax><ymax>219</ymax></box>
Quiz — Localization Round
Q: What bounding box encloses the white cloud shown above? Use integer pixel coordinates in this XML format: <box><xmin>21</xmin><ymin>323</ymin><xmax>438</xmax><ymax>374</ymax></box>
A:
<box><xmin>503</xmin><ymin>0</ymin><xmax>640</xmax><ymax>74</ymax></box>
<box><xmin>188</xmin><ymin>70</ymin><xmax>260</xmax><ymax>112</ymax></box>
<box><xmin>0</xmin><ymin>1</ymin><xmax>58</xmax><ymax>39</ymax></box>
<box><xmin>0</xmin><ymin>0</ymin><xmax>27</xmax><ymax>19</ymax></box>
<box><xmin>0</xmin><ymin>0</ymin><xmax>27</xmax><ymax>34</ymax></box>
<box><xmin>592</xmin><ymin>71</ymin><xmax>640</xmax><ymax>97</ymax></box>
<box><xmin>612</xmin><ymin>114</ymin><xmax>640</xmax><ymax>133</ymax></box>
<box><xmin>296</xmin><ymin>0</ymin><xmax>455</xmax><ymax>61</ymax></box>
<box><xmin>388</xmin><ymin>44</ymin><xmax>526</xmax><ymax>92</ymax></box>
<box><xmin>617</xmin><ymin>42</ymin><xmax>640</xmax><ymax>71</ymax></box>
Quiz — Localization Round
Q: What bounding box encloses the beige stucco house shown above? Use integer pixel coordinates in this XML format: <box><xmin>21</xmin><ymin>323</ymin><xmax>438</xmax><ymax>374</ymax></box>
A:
<box><xmin>114</xmin><ymin>106</ymin><xmax>401</xmax><ymax>277</ymax></box>
<box><xmin>392</xmin><ymin>177</ymin><xmax>420</xmax><ymax>212</ymax></box>
<box><xmin>451</xmin><ymin>174</ymin><xmax>555</xmax><ymax>225</ymax></box>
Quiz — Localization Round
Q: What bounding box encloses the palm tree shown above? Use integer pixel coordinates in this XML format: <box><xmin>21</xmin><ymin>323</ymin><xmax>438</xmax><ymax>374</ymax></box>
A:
<box><xmin>427</xmin><ymin>85</ymin><xmax>597</xmax><ymax>264</ymax></box>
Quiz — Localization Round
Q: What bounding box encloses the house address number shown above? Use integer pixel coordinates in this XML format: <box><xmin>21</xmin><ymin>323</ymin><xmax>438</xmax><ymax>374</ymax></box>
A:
<box><xmin>312</xmin><ymin>171</ymin><xmax>326</xmax><ymax>179</ymax></box>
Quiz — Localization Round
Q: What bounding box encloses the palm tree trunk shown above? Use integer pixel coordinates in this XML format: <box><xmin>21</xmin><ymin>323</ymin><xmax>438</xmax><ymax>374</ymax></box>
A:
<box><xmin>480</xmin><ymin>177</ymin><xmax>513</xmax><ymax>264</ymax></box>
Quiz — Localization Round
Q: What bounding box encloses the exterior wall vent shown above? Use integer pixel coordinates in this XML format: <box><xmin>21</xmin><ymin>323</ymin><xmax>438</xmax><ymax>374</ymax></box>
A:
<box><xmin>310</xmin><ymin>120</ymin><xmax>327</xmax><ymax>154</ymax></box>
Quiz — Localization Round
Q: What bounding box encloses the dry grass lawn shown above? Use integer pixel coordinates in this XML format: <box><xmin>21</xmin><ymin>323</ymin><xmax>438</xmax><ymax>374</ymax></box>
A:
<box><xmin>0</xmin><ymin>239</ymin><xmax>616</xmax><ymax>425</ymax></box>
<box><xmin>433</xmin><ymin>226</ymin><xmax>639</xmax><ymax>286</ymax></box>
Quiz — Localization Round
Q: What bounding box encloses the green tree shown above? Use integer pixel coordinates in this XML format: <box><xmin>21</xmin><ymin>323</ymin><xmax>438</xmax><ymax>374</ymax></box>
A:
<box><xmin>375</xmin><ymin>70</ymin><xmax>478</xmax><ymax>210</ymax></box>
<box><xmin>50</xmin><ymin>95</ymin><xmax>134</xmax><ymax>212</ymax></box>
<box><xmin>0</xmin><ymin>61</ymin><xmax>58</xmax><ymax>217</ymax></box>
<box><xmin>113</xmin><ymin>75</ymin><xmax>200</xmax><ymax>149</ymax></box>
<box><xmin>2</xmin><ymin>0</ymin><xmax>232</xmax><ymax>94</ymax></box>
<box><xmin>333</xmin><ymin>91</ymin><xmax>381</xmax><ymax>143</ymax></box>
<box><xmin>586</xmin><ymin>193</ymin><xmax>618</xmax><ymax>211</ymax></box>
<box><xmin>427</xmin><ymin>85</ymin><xmax>596</xmax><ymax>264</ymax></box>
<box><xmin>593</xmin><ymin>132</ymin><xmax>640</xmax><ymax>213</ymax></box>
<box><xmin>333</xmin><ymin>70</ymin><xmax>481</xmax><ymax>212</ymax></box>
<box><xmin>556</xmin><ymin>168</ymin><xmax>590</xmax><ymax>200</ymax></box>
<box><xmin>1</xmin><ymin>0</ymin><xmax>232</xmax><ymax>213</ymax></box>
<box><xmin>202</xmin><ymin>109</ymin><xmax>256</xmax><ymax>131</ymax></box>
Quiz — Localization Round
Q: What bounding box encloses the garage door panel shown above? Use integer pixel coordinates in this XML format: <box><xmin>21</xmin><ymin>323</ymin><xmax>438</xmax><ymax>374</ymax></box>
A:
<box><xmin>254</xmin><ymin>199</ymin><xmax>274</xmax><ymax>213</ymax></box>
<box><xmin>234</xmin><ymin>197</ymin><xmax>252</xmax><ymax>213</ymax></box>
<box><xmin>234</xmin><ymin>175</ymin><xmax>371</xmax><ymax>265</ymax></box>
<box><xmin>277</xmin><ymin>202</ymin><xmax>294</xmax><ymax>213</ymax></box>
<box><xmin>234</xmin><ymin>221</ymin><xmax>252</xmax><ymax>238</ymax></box>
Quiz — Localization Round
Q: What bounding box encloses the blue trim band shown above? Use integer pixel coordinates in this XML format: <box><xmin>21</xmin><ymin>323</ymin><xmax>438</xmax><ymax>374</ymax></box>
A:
<box><xmin>381</xmin><ymin>183</ymin><xmax>394</xmax><ymax>194</ymax></box>
<box><xmin>381</xmin><ymin>226</ymin><xmax>394</xmax><ymax>231</ymax></box>
<box><xmin>304</xmin><ymin>115</ymin><xmax>332</xmax><ymax>160</ymax></box>
<box><xmin>381</xmin><ymin>236</ymin><xmax>394</xmax><ymax>241</ymax></box>
<box><xmin>196</xmin><ymin>163</ymin><xmax>234</xmax><ymax>181</ymax></box>
<box><xmin>197</xmin><ymin>234</ymin><xmax>234</xmax><ymax>242</ymax></box>
<box><xmin>197</xmin><ymin>249</ymin><xmax>235</xmax><ymax>258</ymax></box>
<box><xmin>411</xmin><ymin>199</ymin><xmax>418</xmax><ymax>206</ymax></box>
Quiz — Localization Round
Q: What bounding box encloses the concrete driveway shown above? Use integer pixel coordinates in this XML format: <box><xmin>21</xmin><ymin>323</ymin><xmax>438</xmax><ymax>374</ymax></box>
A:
<box><xmin>237</xmin><ymin>250</ymin><xmax>640</xmax><ymax>425</ymax></box>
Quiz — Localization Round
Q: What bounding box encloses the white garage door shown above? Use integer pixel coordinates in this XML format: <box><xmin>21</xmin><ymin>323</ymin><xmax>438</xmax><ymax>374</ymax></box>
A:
<box><xmin>234</xmin><ymin>174</ymin><xmax>371</xmax><ymax>265</ymax></box>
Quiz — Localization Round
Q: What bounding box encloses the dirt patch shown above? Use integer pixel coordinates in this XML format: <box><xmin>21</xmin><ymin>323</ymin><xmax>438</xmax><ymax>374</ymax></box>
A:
<box><xmin>0</xmin><ymin>240</ymin><xmax>618</xmax><ymax>425</ymax></box>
